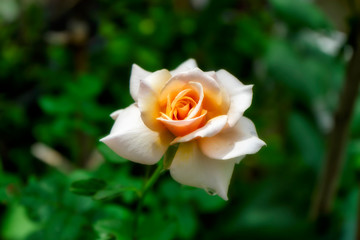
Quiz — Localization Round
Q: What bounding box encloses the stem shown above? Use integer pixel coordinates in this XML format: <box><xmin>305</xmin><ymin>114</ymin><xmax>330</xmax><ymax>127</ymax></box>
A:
<box><xmin>132</xmin><ymin>161</ymin><xmax>164</xmax><ymax>240</ymax></box>
<box><xmin>310</xmin><ymin>16</ymin><xmax>360</xmax><ymax>220</ymax></box>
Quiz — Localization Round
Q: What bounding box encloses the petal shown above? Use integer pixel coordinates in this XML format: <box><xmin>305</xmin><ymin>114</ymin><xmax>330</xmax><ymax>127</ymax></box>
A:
<box><xmin>170</xmin><ymin>59</ymin><xmax>197</xmax><ymax>75</ymax></box>
<box><xmin>216</xmin><ymin>69</ymin><xmax>253</xmax><ymax>127</ymax></box>
<box><xmin>199</xmin><ymin>117</ymin><xmax>266</xmax><ymax>160</ymax></box>
<box><xmin>186</xmin><ymin>81</ymin><xmax>204</xmax><ymax>119</ymax></box>
<box><xmin>171</xmin><ymin>115</ymin><xmax>228</xmax><ymax>144</ymax></box>
<box><xmin>138</xmin><ymin>69</ymin><xmax>172</xmax><ymax>131</ymax></box>
<box><xmin>160</xmin><ymin>68</ymin><xmax>229</xmax><ymax>119</ymax></box>
<box><xmin>158</xmin><ymin>112</ymin><xmax>207</xmax><ymax>137</ymax></box>
<box><xmin>130</xmin><ymin>64</ymin><xmax>152</xmax><ymax>102</ymax></box>
<box><xmin>170</xmin><ymin>141</ymin><xmax>236</xmax><ymax>200</ymax></box>
<box><xmin>110</xmin><ymin>109</ymin><xmax>122</xmax><ymax>120</ymax></box>
<box><xmin>100</xmin><ymin>104</ymin><xmax>172</xmax><ymax>165</ymax></box>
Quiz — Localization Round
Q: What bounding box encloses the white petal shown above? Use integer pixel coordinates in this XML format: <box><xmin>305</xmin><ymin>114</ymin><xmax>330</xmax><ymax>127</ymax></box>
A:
<box><xmin>216</xmin><ymin>69</ymin><xmax>253</xmax><ymax>127</ymax></box>
<box><xmin>170</xmin><ymin>59</ymin><xmax>197</xmax><ymax>75</ymax></box>
<box><xmin>130</xmin><ymin>64</ymin><xmax>152</xmax><ymax>102</ymax></box>
<box><xmin>171</xmin><ymin>115</ymin><xmax>228</xmax><ymax>144</ymax></box>
<box><xmin>100</xmin><ymin>104</ymin><xmax>172</xmax><ymax>165</ymax></box>
<box><xmin>170</xmin><ymin>141</ymin><xmax>236</xmax><ymax>200</ymax></box>
<box><xmin>138</xmin><ymin>69</ymin><xmax>172</xmax><ymax>131</ymax></box>
<box><xmin>110</xmin><ymin>109</ymin><xmax>122</xmax><ymax>120</ymax></box>
<box><xmin>199</xmin><ymin>117</ymin><xmax>266</xmax><ymax>160</ymax></box>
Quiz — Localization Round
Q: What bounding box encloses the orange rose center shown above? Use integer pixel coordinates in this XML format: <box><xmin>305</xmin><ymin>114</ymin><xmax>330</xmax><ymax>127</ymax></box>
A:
<box><xmin>157</xmin><ymin>86</ymin><xmax>208</xmax><ymax>136</ymax></box>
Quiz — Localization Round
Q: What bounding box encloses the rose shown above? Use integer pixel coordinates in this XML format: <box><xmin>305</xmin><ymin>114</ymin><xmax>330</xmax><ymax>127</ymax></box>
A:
<box><xmin>101</xmin><ymin>59</ymin><xmax>265</xmax><ymax>200</ymax></box>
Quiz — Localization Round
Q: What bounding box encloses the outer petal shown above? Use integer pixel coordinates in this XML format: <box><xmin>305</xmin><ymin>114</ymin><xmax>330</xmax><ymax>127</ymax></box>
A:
<box><xmin>199</xmin><ymin>116</ymin><xmax>266</xmax><ymax>160</ymax></box>
<box><xmin>138</xmin><ymin>69</ymin><xmax>172</xmax><ymax>131</ymax></box>
<box><xmin>130</xmin><ymin>64</ymin><xmax>152</xmax><ymax>102</ymax></box>
<box><xmin>100</xmin><ymin>104</ymin><xmax>172</xmax><ymax>165</ymax></box>
<box><xmin>171</xmin><ymin>115</ymin><xmax>228</xmax><ymax>144</ymax></box>
<box><xmin>170</xmin><ymin>141</ymin><xmax>236</xmax><ymax>200</ymax></box>
<box><xmin>216</xmin><ymin>69</ymin><xmax>253</xmax><ymax>127</ymax></box>
<box><xmin>170</xmin><ymin>59</ymin><xmax>197</xmax><ymax>75</ymax></box>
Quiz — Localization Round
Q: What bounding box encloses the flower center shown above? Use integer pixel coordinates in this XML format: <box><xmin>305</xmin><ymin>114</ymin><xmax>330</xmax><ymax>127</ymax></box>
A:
<box><xmin>157</xmin><ymin>83</ymin><xmax>208</xmax><ymax>136</ymax></box>
<box><xmin>166</xmin><ymin>89</ymin><xmax>197</xmax><ymax>120</ymax></box>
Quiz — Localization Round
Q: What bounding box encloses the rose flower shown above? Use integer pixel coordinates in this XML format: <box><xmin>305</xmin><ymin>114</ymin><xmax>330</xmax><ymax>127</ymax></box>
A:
<box><xmin>101</xmin><ymin>59</ymin><xmax>265</xmax><ymax>200</ymax></box>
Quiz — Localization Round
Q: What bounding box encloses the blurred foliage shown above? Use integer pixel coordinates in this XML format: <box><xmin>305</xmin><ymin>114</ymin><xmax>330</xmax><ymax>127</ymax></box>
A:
<box><xmin>0</xmin><ymin>0</ymin><xmax>359</xmax><ymax>239</ymax></box>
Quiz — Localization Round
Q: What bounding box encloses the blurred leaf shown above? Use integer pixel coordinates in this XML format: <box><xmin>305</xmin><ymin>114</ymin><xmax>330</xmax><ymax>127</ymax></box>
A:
<box><xmin>94</xmin><ymin>219</ymin><xmax>131</xmax><ymax>240</ymax></box>
<box><xmin>93</xmin><ymin>186</ymin><xmax>139</xmax><ymax>201</ymax></box>
<box><xmin>138</xmin><ymin>211</ymin><xmax>177</xmax><ymax>240</ymax></box>
<box><xmin>270</xmin><ymin>0</ymin><xmax>330</xmax><ymax>30</ymax></box>
<box><xmin>98</xmin><ymin>142</ymin><xmax>128</xmax><ymax>164</ymax></box>
<box><xmin>70</xmin><ymin>178</ymin><xmax>107</xmax><ymax>196</ymax></box>
<box><xmin>39</xmin><ymin>96</ymin><xmax>75</xmax><ymax>115</ymax></box>
<box><xmin>0</xmin><ymin>172</ymin><xmax>20</xmax><ymax>203</ymax></box>
<box><xmin>288</xmin><ymin>112</ymin><xmax>324</xmax><ymax>169</ymax></box>
<box><xmin>66</xmin><ymin>74</ymin><xmax>103</xmax><ymax>100</ymax></box>
<box><xmin>1</xmin><ymin>203</ymin><xmax>39</xmax><ymax>240</ymax></box>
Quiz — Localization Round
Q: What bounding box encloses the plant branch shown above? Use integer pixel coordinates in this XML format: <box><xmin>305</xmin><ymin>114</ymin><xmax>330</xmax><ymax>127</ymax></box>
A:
<box><xmin>132</xmin><ymin>161</ymin><xmax>164</xmax><ymax>240</ymax></box>
<box><xmin>310</xmin><ymin>16</ymin><xmax>360</xmax><ymax>220</ymax></box>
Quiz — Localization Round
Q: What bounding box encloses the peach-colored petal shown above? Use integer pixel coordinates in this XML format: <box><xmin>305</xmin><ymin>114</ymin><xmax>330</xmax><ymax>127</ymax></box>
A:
<box><xmin>100</xmin><ymin>104</ymin><xmax>172</xmax><ymax>165</ymax></box>
<box><xmin>216</xmin><ymin>70</ymin><xmax>253</xmax><ymax>127</ymax></box>
<box><xmin>159</xmin><ymin>69</ymin><xmax>229</xmax><ymax>119</ymax></box>
<box><xmin>170</xmin><ymin>141</ymin><xmax>237</xmax><ymax>200</ymax></box>
<box><xmin>137</xmin><ymin>69</ymin><xmax>172</xmax><ymax>131</ymax></box>
<box><xmin>198</xmin><ymin>117</ymin><xmax>265</xmax><ymax>160</ymax></box>
<box><xmin>185</xmin><ymin>82</ymin><xmax>204</xmax><ymax>119</ymax></box>
<box><xmin>171</xmin><ymin>115</ymin><xmax>228</xmax><ymax>144</ymax></box>
<box><xmin>130</xmin><ymin>64</ymin><xmax>151</xmax><ymax>102</ymax></box>
<box><xmin>170</xmin><ymin>59</ymin><xmax>197</xmax><ymax>75</ymax></box>
<box><xmin>157</xmin><ymin>112</ymin><xmax>207</xmax><ymax>137</ymax></box>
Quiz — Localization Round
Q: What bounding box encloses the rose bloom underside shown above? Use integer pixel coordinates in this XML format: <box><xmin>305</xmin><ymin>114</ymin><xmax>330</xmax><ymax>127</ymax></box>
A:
<box><xmin>101</xmin><ymin>59</ymin><xmax>265</xmax><ymax>200</ymax></box>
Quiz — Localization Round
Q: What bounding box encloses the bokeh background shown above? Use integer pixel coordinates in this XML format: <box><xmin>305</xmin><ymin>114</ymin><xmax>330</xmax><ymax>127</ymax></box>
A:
<box><xmin>1</xmin><ymin>0</ymin><xmax>360</xmax><ymax>239</ymax></box>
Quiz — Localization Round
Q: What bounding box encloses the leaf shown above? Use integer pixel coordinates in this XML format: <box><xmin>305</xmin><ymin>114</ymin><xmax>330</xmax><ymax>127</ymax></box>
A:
<box><xmin>70</xmin><ymin>178</ymin><xmax>107</xmax><ymax>196</ymax></box>
<box><xmin>288</xmin><ymin>112</ymin><xmax>324</xmax><ymax>170</ymax></box>
<box><xmin>98</xmin><ymin>142</ymin><xmax>127</xmax><ymax>164</ymax></box>
<box><xmin>269</xmin><ymin>0</ymin><xmax>330</xmax><ymax>30</ymax></box>
<box><xmin>94</xmin><ymin>219</ymin><xmax>132</xmax><ymax>240</ymax></box>
<box><xmin>93</xmin><ymin>187</ymin><xmax>139</xmax><ymax>202</ymax></box>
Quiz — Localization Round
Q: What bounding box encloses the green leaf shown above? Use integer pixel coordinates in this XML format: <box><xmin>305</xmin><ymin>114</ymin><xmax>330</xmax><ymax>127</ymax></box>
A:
<box><xmin>269</xmin><ymin>0</ymin><xmax>330</xmax><ymax>30</ymax></box>
<box><xmin>70</xmin><ymin>178</ymin><xmax>107</xmax><ymax>196</ymax></box>
<box><xmin>93</xmin><ymin>187</ymin><xmax>139</xmax><ymax>202</ymax></box>
<box><xmin>98</xmin><ymin>142</ymin><xmax>127</xmax><ymax>164</ymax></box>
<box><xmin>288</xmin><ymin>112</ymin><xmax>324</xmax><ymax>169</ymax></box>
<box><xmin>1</xmin><ymin>203</ymin><xmax>40</xmax><ymax>239</ymax></box>
<box><xmin>94</xmin><ymin>219</ymin><xmax>132</xmax><ymax>240</ymax></box>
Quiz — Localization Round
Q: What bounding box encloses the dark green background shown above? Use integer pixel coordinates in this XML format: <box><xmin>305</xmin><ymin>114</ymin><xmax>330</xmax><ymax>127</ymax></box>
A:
<box><xmin>1</xmin><ymin>0</ymin><xmax>359</xmax><ymax>239</ymax></box>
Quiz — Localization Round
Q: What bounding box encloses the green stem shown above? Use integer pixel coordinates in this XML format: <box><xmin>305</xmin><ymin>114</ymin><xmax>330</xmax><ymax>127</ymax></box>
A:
<box><xmin>132</xmin><ymin>161</ymin><xmax>164</xmax><ymax>240</ymax></box>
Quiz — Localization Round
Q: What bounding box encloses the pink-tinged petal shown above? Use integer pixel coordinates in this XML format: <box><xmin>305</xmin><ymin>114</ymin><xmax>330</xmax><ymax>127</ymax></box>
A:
<box><xmin>130</xmin><ymin>64</ymin><xmax>151</xmax><ymax>102</ymax></box>
<box><xmin>216</xmin><ymin>69</ymin><xmax>253</xmax><ymax>127</ymax></box>
<box><xmin>170</xmin><ymin>59</ymin><xmax>197</xmax><ymax>75</ymax></box>
<box><xmin>199</xmin><ymin>117</ymin><xmax>266</xmax><ymax>160</ymax></box>
<box><xmin>170</xmin><ymin>141</ymin><xmax>236</xmax><ymax>200</ymax></box>
<box><xmin>157</xmin><ymin>112</ymin><xmax>207</xmax><ymax>137</ymax></box>
<box><xmin>171</xmin><ymin>115</ymin><xmax>228</xmax><ymax>144</ymax></box>
<box><xmin>138</xmin><ymin>69</ymin><xmax>172</xmax><ymax>131</ymax></box>
<box><xmin>100</xmin><ymin>104</ymin><xmax>172</xmax><ymax>165</ymax></box>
